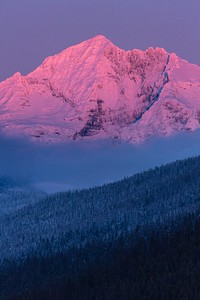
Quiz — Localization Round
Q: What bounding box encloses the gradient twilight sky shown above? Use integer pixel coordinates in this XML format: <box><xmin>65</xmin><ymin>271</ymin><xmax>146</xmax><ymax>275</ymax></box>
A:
<box><xmin>0</xmin><ymin>0</ymin><xmax>199</xmax><ymax>82</ymax></box>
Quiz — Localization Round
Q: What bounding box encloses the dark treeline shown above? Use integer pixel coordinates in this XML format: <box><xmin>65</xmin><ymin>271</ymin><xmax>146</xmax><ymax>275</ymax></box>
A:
<box><xmin>1</xmin><ymin>155</ymin><xmax>200</xmax><ymax>298</ymax></box>
<box><xmin>2</xmin><ymin>156</ymin><xmax>200</xmax><ymax>261</ymax></box>
<box><xmin>1</xmin><ymin>211</ymin><xmax>200</xmax><ymax>300</ymax></box>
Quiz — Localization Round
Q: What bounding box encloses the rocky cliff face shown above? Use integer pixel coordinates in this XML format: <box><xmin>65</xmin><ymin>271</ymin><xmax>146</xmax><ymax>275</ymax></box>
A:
<box><xmin>0</xmin><ymin>35</ymin><xmax>200</xmax><ymax>143</ymax></box>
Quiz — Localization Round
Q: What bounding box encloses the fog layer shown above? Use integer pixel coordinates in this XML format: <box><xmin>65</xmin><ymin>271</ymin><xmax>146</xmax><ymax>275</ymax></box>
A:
<box><xmin>0</xmin><ymin>131</ymin><xmax>200</xmax><ymax>192</ymax></box>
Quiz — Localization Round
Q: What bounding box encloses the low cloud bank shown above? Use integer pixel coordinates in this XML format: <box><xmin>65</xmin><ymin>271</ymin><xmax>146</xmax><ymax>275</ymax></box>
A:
<box><xmin>0</xmin><ymin>130</ymin><xmax>200</xmax><ymax>192</ymax></box>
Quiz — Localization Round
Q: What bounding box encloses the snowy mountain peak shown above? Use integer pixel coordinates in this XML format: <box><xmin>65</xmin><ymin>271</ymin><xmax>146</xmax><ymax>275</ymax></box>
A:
<box><xmin>0</xmin><ymin>36</ymin><xmax>200</xmax><ymax>143</ymax></box>
<box><xmin>87</xmin><ymin>34</ymin><xmax>111</xmax><ymax>43</ymax></box>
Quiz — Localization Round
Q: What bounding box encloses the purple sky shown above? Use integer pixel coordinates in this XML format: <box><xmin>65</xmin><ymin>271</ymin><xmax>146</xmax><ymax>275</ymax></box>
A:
<box><xmin>0</xmin><ymin>0</ymin><xmax>199</xmax><ymax>82</ymax></box>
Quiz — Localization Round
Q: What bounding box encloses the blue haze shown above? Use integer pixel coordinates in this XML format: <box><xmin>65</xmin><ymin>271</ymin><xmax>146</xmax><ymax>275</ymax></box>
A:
<box><xmin>1</xmin><ymin>130</ymin><xmax>200</xmax><ymax>192</ymax></box>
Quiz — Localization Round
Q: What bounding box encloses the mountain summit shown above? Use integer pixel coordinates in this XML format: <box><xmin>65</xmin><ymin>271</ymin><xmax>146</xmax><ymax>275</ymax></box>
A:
<box><xmin>0</xmin><ymin>35</ymin><xmax>200</xmax><ymax>143</ymax></box>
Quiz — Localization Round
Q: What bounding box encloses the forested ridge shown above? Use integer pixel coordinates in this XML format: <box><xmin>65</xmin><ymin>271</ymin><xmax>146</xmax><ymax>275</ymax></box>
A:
<box><xmin>1</xmin><ymin>155</ymin><xmax>200</xmax><ymax>299</ymax></box>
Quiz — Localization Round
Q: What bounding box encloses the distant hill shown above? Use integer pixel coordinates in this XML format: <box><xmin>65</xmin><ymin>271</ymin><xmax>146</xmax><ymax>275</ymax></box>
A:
<box><xmin>1</xmin><ymin>155</ymin><xmax>200</xmax><ymax>299</ymax></box>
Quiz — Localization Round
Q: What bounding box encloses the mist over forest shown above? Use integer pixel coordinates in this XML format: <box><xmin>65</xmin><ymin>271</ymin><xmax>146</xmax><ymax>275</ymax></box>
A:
<box><xmin>1</xmin><ymin>131</ymin><xmax>200</xmax><ymax>299</ymax></box>
<box><xmin>0</xmin><ymin>130</ymin><xmax>200</xmax><ymax>192</ymax></box>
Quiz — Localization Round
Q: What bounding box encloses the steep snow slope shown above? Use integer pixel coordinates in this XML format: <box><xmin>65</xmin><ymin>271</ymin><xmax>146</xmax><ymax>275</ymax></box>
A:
<box><xmin>0</xmin><ymin>35</ymin><xmax>199</xmax><ymax>143</ymax></box>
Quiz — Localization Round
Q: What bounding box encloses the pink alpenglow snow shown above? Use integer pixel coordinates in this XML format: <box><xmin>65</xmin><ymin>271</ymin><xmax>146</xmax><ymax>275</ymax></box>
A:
<box><xmin>0</xmin><ymin>35</ymin><xmax>200</xmax><ymax>143</ymax></box>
